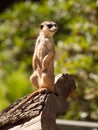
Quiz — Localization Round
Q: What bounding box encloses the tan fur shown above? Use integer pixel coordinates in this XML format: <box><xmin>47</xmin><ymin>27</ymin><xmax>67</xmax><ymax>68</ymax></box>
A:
<box><xmin>30</xmin><ymin>21</ymin><xmax>57</xmax><ymax>92</ymax></box>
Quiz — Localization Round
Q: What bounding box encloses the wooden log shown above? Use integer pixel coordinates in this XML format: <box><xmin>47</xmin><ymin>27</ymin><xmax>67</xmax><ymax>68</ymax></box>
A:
<box><xmin>0</xmin><ymin>73</ymin><xmax>76</xmax><ymax>130</ymax></box>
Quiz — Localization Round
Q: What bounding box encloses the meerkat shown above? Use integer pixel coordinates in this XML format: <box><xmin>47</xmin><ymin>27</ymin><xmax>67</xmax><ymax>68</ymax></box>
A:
<box><xmin>12</xmin><ymin>21</ymin><xmax>57</xmax><ymax>112</ymax></box>
<box><xmin>30</xmin><ymin>21</ymin><xmax>57</xmax><ymax>92</ymax></box>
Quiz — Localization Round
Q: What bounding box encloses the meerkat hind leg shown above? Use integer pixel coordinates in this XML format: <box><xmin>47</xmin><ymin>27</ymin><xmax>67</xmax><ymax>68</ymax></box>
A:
<box><xmin>30</xmin><ymin>72</ymin><xmax>39</xmax><ymax>89</ymax></box>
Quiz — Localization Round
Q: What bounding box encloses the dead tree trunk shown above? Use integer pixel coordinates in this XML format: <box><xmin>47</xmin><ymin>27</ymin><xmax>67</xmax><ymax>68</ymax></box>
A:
<box><xmin>0</xmin><ymin>73</ymin><xmax>76</xmax><ymax>130</ymax></box>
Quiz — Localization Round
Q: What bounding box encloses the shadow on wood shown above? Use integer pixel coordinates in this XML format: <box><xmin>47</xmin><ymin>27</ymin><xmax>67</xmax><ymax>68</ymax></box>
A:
<box><xmin>0</xmin><ymin>73</ymin><xmax>76</xmax><ymax>130</ymax></box>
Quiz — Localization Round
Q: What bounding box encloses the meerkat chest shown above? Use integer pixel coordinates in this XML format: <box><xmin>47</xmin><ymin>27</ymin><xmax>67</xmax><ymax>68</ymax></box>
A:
<box><xmin>36</xmin><ymin>37</ymin><xmax>54</xmax><ymax>59</ymax></box>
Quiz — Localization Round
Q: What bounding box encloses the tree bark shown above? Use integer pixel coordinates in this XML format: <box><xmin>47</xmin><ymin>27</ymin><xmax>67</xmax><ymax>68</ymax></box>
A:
<box><xmin>0</xmin><ymin>73</ymin><xmax>76</xmax><ymax>130</ymax></box>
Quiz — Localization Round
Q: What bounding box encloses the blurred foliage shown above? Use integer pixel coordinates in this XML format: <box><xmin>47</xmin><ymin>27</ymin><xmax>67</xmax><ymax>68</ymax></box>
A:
<box><xmin>0</xmin><ymin>0</ymin><xmax>98</xmax><ymax>121</ymax></box>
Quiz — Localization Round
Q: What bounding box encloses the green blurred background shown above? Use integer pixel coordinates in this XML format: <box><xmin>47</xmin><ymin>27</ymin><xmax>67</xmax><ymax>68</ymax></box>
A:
<box><xmin>0</xmin><ymin>0</ymin><xmax>98</xmax><ymax>121</ymax></box>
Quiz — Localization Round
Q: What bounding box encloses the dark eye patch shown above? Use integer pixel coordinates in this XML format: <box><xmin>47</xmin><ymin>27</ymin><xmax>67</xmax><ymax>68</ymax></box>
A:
<box><xmin>47</xmin><ymin>23</ymin><xmax>57</xmax><ymax>29</ymax></box>
<box><xmin>40</xmin><ymin>25</ymin><xmax>43</xmax><ymax>29</ymax></box>
<box><xmin>53</xmin><ymin>24</ymin><xmax>57</xmax><ymax>27</ymax></box>
<box><xmin>47</xmin><ymin>24</ymin><xmax>53</xmax><ymax>28</ymax></box>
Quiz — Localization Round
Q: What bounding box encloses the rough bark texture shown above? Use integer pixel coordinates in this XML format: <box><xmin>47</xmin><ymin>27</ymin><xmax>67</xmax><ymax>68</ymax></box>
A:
<box><xmin>0</xmin><ymin>73</ymin><xmax>76</xmax><ymax>130</ymax></box>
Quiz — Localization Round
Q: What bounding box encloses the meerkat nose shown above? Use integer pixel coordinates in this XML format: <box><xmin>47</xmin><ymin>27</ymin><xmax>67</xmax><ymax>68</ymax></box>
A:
<box><xmin>54</xmin><ymin>27</ymin><xmax>58</xmax><ymax>32</ymax></box>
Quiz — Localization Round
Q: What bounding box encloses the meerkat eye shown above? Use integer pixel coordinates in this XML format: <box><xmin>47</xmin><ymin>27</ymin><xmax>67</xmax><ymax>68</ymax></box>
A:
<box><xmin>53</xmin><ymin>24</ymin><xmax>57</xmax><ymax>27</ymax></box>
<box><xmin>47</xmin><ymin>24</ymin><xmax>53</xmax><ymax>29</ymax></box>
<box><xmin>40</xmin><ymin>25</ymin><xmax>43</xmax><ymax>30</ymax></box>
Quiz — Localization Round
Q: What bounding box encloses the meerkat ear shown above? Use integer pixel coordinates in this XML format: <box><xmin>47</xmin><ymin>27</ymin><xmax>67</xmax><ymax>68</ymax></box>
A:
<box><xmin>40</xmin><ymin>25</ymin><xmax>43</xmax><ymax>30</ymax></box>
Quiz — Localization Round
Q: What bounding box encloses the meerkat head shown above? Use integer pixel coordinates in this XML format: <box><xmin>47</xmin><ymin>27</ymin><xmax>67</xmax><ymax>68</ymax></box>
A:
<box><xmin>40</xmin><ymin>21</ymin><xmax>58</xmax><ymax>36</ymax></box>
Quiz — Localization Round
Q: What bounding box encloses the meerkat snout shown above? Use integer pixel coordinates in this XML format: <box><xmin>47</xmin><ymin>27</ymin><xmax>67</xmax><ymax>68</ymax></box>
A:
<box><xmin>48</xmin><ymin>23</ymin><xmax>58</xmax><ymax>32</ymax></box>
